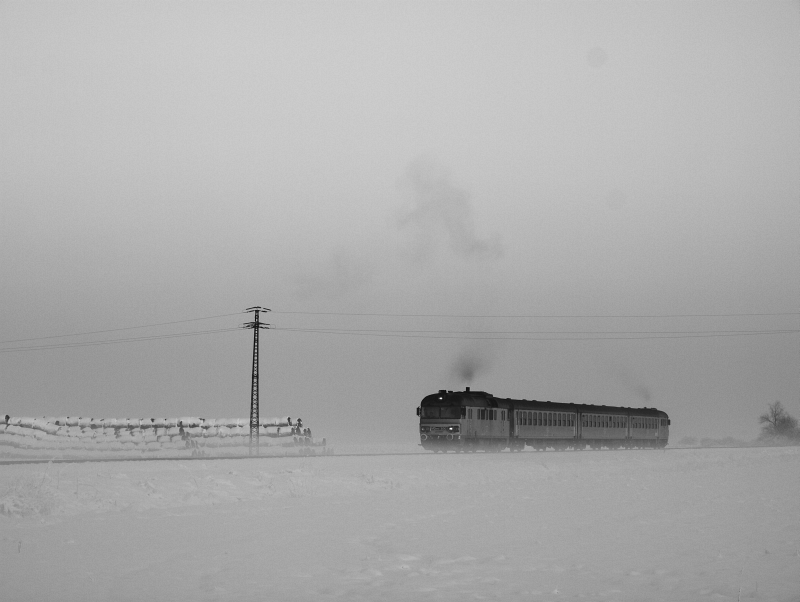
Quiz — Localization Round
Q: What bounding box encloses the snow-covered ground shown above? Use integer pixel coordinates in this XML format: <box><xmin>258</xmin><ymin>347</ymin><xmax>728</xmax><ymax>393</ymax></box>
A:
<box><xmin>1</xmin><ymin>445</ymin><xmax>798</xmax><ymax>601</ymax></box>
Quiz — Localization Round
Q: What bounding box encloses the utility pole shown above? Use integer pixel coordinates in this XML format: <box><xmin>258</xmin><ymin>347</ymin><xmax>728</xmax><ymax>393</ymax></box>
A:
<box><xmin>243</xmin><ymin>306</ymin><xmax>270</xmax><ymax>455</ymax></box>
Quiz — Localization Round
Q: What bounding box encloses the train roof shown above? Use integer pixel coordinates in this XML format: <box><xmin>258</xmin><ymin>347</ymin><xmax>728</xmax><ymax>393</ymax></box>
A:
<box><xmin>420</xmin><ymin>390</ymin><xmax>668</xmax><ymax>417</ymax></box>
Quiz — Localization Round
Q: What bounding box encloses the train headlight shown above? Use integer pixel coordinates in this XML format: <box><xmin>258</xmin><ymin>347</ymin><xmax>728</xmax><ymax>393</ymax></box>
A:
<box><xmin>420</xmin><ymin>426</ymin><xmax>430</xmax><ymax>433</ymax></box>
<box><xmin>446</xmin><ymin>425</ymin><xmax>460</xmax><ymax>433</ymax></box>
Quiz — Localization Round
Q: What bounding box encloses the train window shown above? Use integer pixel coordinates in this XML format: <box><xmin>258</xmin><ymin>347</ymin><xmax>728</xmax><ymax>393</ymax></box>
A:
<box><xmin>440</xmin><ymin>407</ymin><xmax>461</xmax><ymax>419</ymax></box>
<box><xmin>461</xmin><ymin>407</ymin><xmax>466</xmax><ymax>418</ymax></box>
<box><xmin>549</xmin><ymin>413</ymin><xmax>552</xmax><ymax>426</ymax></box>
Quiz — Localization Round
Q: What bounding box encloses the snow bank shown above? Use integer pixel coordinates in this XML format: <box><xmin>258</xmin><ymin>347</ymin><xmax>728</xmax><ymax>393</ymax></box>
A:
<box><xmin>0</xmin><ymin>415</ymin><xmax>323</xmax><ymax>459</ymax></box>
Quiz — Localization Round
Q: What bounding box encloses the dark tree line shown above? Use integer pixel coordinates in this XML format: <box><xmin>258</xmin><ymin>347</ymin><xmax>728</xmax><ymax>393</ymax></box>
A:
<box><xmin>759</xmin><ymin>401</ymin><xmax>800</xmax><ymax>443</ymax></box>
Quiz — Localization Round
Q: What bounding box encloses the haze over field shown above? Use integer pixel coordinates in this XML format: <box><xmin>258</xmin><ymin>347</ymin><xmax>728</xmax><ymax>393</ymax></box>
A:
<box><xmin>1</xmin><ymin>2</ymin><xmax>798</xmax><ymax>444</ymax></box>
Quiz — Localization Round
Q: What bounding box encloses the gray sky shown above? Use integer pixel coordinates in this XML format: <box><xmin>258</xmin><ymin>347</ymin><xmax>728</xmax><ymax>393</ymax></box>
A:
<box><xmin>2</xmin><ymin>1</ymin><xmax>798</xmax><ymax>443</ymax></box>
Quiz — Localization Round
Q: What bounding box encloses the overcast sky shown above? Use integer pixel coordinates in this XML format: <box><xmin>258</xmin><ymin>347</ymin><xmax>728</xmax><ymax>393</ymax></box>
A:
<box><xmin>2</xmin><ymin>1</ymin><xmax>798</xmax><ymax>444</ymax></box>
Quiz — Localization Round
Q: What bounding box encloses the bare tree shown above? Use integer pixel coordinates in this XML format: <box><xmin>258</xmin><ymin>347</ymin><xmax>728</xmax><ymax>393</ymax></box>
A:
<box><xmin>759</xmin><ymin>401</ymin><xmax>800</xmax><ymax>442</ymax></box>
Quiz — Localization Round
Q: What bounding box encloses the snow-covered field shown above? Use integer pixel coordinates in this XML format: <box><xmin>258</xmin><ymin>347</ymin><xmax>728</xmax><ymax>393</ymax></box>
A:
<box><xmin>1</xmin><ymin>444</ymin><xmax>798</xmax><ymax>601</ymax></box>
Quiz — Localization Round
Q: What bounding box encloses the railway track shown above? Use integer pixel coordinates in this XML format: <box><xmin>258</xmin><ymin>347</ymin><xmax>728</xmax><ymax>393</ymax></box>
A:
<box><xmin>0</xmin><ymin>444</ymin><xmax>775</xmax><ymax>466</ymax></box>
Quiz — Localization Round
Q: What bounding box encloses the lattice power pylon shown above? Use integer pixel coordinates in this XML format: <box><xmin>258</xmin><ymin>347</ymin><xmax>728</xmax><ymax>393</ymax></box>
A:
<box><xmin>243</xmin><ymin>306</ymin><xmax>270</xmax><ymax>455</ymax></box>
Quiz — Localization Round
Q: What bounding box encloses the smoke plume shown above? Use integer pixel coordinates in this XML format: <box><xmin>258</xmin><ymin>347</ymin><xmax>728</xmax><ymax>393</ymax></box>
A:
<box><xmin>398</xmin><ymin>158</ymin><xmax>503</xmax><ymax>261</ymax></box>
<box><xmin>450</xmin><ymin>346</ymin><xmax>493</xmax><ymax>384</ymax></box>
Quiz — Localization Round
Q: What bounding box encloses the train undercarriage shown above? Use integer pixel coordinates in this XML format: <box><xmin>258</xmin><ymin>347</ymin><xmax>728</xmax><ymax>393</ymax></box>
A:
<box><xmin>420</xmin><ymin>435</ymin><xmax>668</xmax><ymax>453</ymax></box>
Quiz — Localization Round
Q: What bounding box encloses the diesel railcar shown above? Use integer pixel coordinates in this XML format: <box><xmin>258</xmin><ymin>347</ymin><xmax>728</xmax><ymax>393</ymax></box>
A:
<box><xmin>417</xmin><ymin>388</ymin><xmax>669</xmax><ymax>452</ymax></box>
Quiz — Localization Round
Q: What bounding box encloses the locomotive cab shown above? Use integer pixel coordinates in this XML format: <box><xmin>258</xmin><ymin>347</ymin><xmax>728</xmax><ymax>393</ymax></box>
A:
<box><xmin>418</xmin><ymin>389</ymin><xmax>467</xmax><ymax>451</ymax></box>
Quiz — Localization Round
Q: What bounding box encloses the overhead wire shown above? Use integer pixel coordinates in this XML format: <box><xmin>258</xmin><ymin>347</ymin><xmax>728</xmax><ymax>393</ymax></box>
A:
<box><xmin>272</xmin><ymin>310</ymin><xmax>800</xmax><ymax>318</ymax></box>
<box><xmin>272</xmin><ymin>327</ymin><xmax>799</xmax><ymax>341</ymax></box>
<box><xmin>0</xmin><ymin>309</ymin><xmax>796</xmax><ymax>354</ymax></box>
<box><xmin>0</xmin><ymin>327</ymin><xmax>242</xmax><ymax>354</ymax></box>
<box><xmin>0</xmin><ymin>312</ymin><xmax>243</xmax><ymax>346</ymax></box>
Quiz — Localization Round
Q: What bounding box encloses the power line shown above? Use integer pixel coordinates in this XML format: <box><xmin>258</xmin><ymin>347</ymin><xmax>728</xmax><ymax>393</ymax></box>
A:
<box><xmin>1</xmin><ymin>308</ymin><xmax>796</xmax><ymax>354</ymax></box>
<box><xmin>272</xmin><ymin>310</ymin><xmax>799</xmax><ymax>319</ymax></box>
<box><xmin>272</xmin><ymin>327</ymin><xmax>799</xmax><ymax>341</ymax></box>
<box><xmin>0</xmin><ymin>327</ymin><xmax>241</xmax><ymax>353</ymax></box>
<box><xmin>274</xmin><ymin>327</ymin><xmax>799</xmax><ymax>335</ymax></box>
<box><xmin>0</xmin><ymin>312</ymin><xmax>243</xmax><ymax>346</ymax></box>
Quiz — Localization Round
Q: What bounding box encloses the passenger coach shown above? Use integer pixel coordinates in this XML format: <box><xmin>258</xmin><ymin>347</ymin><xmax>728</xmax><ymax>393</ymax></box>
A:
<box><xmin>417</xmin><ymin>388</ymin><xmax>669</xmax><ymax>452</ymax></box>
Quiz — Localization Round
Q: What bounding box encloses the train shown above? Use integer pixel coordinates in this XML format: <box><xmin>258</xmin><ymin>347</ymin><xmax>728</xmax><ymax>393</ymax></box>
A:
<box><xmin>417</xmin><ymin>388</ymin><xmax>669</xmax><ymax>452</ymax></box>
